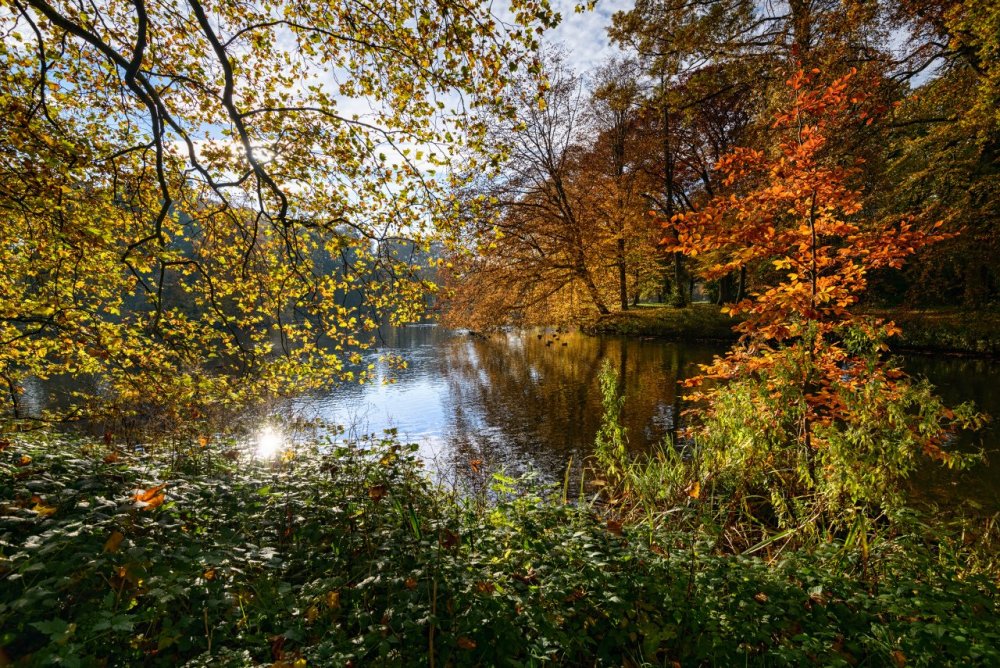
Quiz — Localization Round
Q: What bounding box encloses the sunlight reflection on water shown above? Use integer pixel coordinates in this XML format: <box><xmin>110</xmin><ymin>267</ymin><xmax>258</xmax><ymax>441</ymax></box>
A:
<box><xmin>254</xmin><ymin>425</ymin><xmax>284</xmax><ymax>459</ymax></box>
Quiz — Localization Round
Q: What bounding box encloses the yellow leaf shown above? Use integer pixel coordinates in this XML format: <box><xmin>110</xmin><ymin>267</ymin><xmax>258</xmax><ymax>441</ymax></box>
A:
<box><xmin>688</xmin><ymin>481</ymin><xmax>701</xmax><ymax>499</ymax></box>
<box><xmin>32</xmin><ymin>502</ymin><xmax>58</xmax><ymax>516</ymax></box>
<box><xmin>325</xmin><ymin>591</ymin><xmax>340</xmax><ymax>609</ymax></box>
<box><xmin>104</xmin><ymin>531</ymin><xmax>125</xmax><ymax>553</ymax></box>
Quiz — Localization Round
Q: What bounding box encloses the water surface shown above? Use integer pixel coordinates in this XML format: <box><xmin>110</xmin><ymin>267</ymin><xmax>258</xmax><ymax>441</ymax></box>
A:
<box><xmin>288</xmin><ymin>326</ymin><xmax>1000</xmax><ymax>510</ymax></box>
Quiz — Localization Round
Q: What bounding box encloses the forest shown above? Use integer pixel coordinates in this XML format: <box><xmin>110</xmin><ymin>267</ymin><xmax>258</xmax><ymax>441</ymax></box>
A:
<box><xmin>1</xmin><ymin>0</ymin><xmax>999</xmax><ymax>665</ymax></box>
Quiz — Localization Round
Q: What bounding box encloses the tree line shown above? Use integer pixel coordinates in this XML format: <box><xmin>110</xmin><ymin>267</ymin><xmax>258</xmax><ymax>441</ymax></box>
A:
<box><xmin>443</xmin><ymin>0</ymin><xmax>1000</xmax><ymax>328</ymax></box>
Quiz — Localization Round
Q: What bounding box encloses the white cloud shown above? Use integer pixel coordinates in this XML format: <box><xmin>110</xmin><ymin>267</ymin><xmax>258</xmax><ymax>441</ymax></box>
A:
<box><xmin>545</xmin><ymin>0</ymin><xmax>632</xmax><ymax>74</ymax></box>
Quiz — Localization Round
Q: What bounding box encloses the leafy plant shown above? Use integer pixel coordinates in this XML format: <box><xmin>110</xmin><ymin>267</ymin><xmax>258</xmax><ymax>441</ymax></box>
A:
<box><xmin>2</xmin><ymin>432</ymin><xmax>999</xmax><ymax>666</ymax></box>
<box><xmin>594</xmin><ymin>360</ymin><xmax>629</xmax><ymax>484</ymax></box>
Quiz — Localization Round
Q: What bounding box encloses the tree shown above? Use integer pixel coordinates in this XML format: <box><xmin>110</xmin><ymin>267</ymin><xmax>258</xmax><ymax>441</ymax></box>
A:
<box><xmin>441</xmin><ymin>54</ymin><xmax>666</xmax><ymax>328</ymax></box>
<box><xmin>873</xmin><ymin>0</ymin><xmax>1000</xmax><ymax>306</ymax></box>
<box><xmin>444</xmin><ymin>57</ymin><xmax>610</xmax><ymax>327</ymax></box>
<box><xmin>0</xmin><ymin>0</ymin><xmax>556</xmax><ymax>420</ymax></box>
<box><xmin>669</xmin><ymin>70</ymin><xmax>981</xmax><ymax>522</ymax></box>
<box><xmin>589</xmin><ymin>58</ymin><xmax>655</xmax><ymax>311</ymax></box>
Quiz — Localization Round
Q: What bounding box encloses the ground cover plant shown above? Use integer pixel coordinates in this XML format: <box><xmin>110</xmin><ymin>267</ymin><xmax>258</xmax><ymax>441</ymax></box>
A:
<box><xmin>2</xmin><ymin>432</ymin><xmax>999</xmax><ymax>667</ymax></box>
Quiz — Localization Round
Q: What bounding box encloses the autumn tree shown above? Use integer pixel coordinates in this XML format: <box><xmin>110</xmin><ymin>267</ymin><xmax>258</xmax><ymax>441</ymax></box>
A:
<box><xmin>669</xmin><ymin>70</ymin><xmax>981</xmax><ymax>523</ymax></box>
<box><xmin>873</xmin><ymin>0</ymin><xmax>1000</xmax><ymax>306</ymax></box>
<box><xmin>441</xmin><ymin>53</ymin><xmax>667</xmax><ymax>328</ymax></box>
<box><xmin>588</xmin><ymin>58</ymin><xmax>660</xmax><ymax>311</ymax></box>
<box><xmin>442</xmin><ymin>57</ymin><xmax>609</xmax><ymax>328</ymax></box>
<box><xmin>0</xmin><ymin>0</ymin><xmax>556</xmax><ymax>421</ymax></box>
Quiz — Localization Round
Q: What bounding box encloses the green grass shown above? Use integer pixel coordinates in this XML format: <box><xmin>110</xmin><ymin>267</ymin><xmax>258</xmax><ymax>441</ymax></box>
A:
<box><xmin>587</xmin><ymin>304</ymin><xmax>1000</xmax><ymax>356</ymax></box>
<box><xmin>584</xmin><ymin>303</ymin><xmax>739</xmax><ymax>340</ymax></box>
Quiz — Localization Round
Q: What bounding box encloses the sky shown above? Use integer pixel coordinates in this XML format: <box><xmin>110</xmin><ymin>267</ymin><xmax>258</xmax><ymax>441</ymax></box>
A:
<box><xmin>544</xmin><ymin>0</ymin><xmax>631</xmax><ymax>74</ymax></box>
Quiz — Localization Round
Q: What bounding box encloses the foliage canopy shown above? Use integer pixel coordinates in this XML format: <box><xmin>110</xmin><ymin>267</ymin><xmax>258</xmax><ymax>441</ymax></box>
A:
<box><xmin>0</xmin><ymin>0</ymin><xmax>556</xmax><ymax>420</ymax></box>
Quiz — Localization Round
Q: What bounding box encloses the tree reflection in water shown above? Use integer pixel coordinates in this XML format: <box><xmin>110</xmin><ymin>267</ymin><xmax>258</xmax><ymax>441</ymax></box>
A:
<box><xmin>292</xmin><ymin>325</ymin><xmax>999</xmax><ymax>508</ymax></box>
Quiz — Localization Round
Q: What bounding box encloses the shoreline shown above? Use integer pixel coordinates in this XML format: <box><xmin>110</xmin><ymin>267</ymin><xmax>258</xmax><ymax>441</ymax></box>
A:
<box><xmin>581</xmin><ymin>304</ymin><xmax>1000</xmax><ymax>358</ymax></box>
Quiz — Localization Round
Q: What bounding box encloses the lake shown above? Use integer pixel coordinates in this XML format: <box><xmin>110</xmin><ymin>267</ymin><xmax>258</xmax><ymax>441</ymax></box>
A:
<box><xmin>284</xmin><ymin>325</ymin><xmax>1000</xmax><ymax>511</ymax></box>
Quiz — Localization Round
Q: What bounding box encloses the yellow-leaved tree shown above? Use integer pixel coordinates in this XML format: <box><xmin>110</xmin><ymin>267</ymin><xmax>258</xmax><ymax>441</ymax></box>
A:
<box><xmin>0</xmin><ymin>0</ymin><xmax>556</xmax><ymax>423</ymax></box>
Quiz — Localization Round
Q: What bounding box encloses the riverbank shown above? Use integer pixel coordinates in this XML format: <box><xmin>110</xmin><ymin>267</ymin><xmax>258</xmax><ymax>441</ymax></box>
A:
<box><xmin>583</xmin><ymin>303</ymin><xmax>739</xmax><ymax>341</ymax></box>
<box><xmin>2</xmin><ymin>434</ymin><xmax>999</xmax><ymax>666</ymax></box>
<box><xmin>586</xmin><ymin>304</ymin><xmax>1000</xmax><ymax>356</ymax></box>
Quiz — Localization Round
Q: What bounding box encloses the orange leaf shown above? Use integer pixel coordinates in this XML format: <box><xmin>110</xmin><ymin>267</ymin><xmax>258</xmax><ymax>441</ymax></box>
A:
<box><xmin>134</xmin><ymin>483</ymin><xmax>167</xmax><ymax>509</ymax></box>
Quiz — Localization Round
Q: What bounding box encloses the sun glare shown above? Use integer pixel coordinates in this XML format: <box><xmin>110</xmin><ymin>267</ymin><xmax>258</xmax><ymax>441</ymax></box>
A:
<box><xmin>255</xmin><ymin>425</ymin><xmax>283</xmax><ymax>459</ymax></box>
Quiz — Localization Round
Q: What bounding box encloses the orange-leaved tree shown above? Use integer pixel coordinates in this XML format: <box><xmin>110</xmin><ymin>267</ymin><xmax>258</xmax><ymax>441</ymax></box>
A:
<box><xmin>665</xmin><ymin>69</ymin><xmax>982</xmax><ymax>524</ymax></box>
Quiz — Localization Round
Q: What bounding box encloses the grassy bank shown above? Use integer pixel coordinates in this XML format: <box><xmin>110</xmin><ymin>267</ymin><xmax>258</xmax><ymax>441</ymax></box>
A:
<box><xmin>583</xmin><ymin>303</ymin><xmax>739</xmax><ymax>341</ymax></box>
<box><xmin>586</xmin><ymin>304</ymin><xmax>1000</xmax><ymax>356</ymax></box>
<box><xmin>2</xmin><ymin>433</ymin><xmax>999</xmax><ymax>666</ymax></box>
<box><xmin>870</xmin><ymin>309</ymin><xmax>1000</xmax><ymax>356</ymax></box>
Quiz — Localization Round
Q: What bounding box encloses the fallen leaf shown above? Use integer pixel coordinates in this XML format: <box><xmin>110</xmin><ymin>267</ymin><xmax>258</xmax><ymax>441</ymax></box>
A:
<box><xmin>134</xmin><ymin>484</ymin><xmax>166</xmax><ymax>509</ymax></box>
<box><xmin>32</xmin><ymin>501</ymin><xmax>57</xmax><ymax>516</ymax></box>
<box><xmin>104</xmin><ymin>531</ymin><xmax>125</xmax><ymax>553</ymax></box>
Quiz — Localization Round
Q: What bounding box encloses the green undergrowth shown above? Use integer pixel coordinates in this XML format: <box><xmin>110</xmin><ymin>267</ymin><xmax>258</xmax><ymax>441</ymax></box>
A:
<box><xmin>2</xmin><ymin>434</ymin><xmax>1000</xmax><ymax>667</ymax></box>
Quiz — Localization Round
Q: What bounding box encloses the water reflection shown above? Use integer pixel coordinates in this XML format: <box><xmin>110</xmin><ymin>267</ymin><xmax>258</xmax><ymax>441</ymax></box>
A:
<box><xmin>254</xmin><ymin>425</ymin><xmax>285</xmax><ymax>459</ymax></box>
<box><xmin>292</xmin><ymin>326</ymin><xmax>719</xmax><ymax>484</ymax></box>
<box><xmin>290</xmin><ymin>326</ymin><xmax>1000</xmax><ymax>510</ymax></box>
<box><xmin>900</xmin><ymin>353</ymin><xmax>1000</xmax><ymax>511</ymax></box>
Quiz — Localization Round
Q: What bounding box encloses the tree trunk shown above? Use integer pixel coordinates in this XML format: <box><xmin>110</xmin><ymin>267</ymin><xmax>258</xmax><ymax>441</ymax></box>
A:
<box><xmin>662</xmin><ymin>88</ymin><xmax>686</xmax><ymax>308</ymax></box>
<box><xmin>580</xmin><ymin>267</ymin><xmax>610</xmax><ymax>315</ymax></box>
<box><xmin>617</xmin><ymin>238</ymin><xmax>628</xmax><ymax>311</ymax></box>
